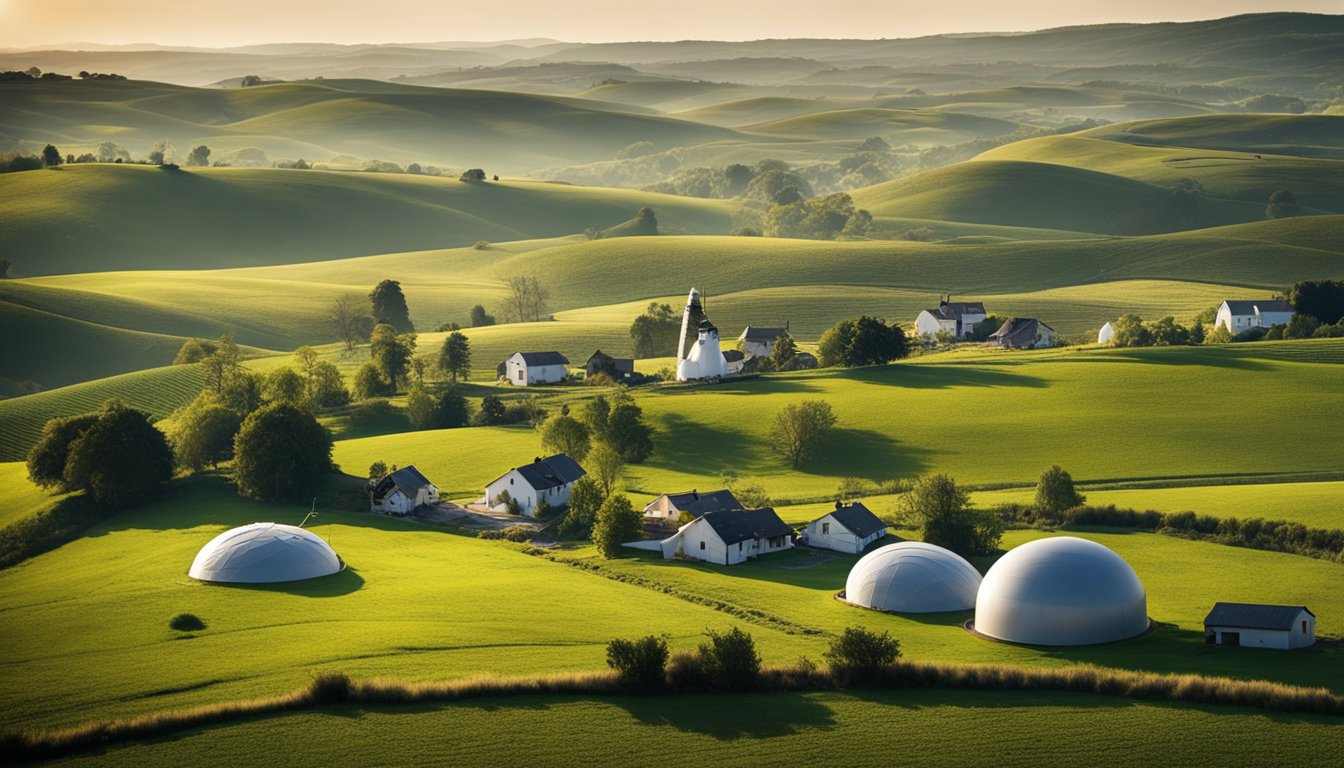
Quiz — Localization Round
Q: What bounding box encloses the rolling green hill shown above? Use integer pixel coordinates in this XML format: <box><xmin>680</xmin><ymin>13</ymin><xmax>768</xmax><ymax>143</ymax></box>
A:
<box><xmin>1082</xmin><ymin>113</ymin><xmax>1344</xmax><ymax>159</ymax></box>
<box><xmin>742</xmin><ymin>108</ymin><xmax>1020</xmax><ymax>144</ymax></box>
<box><xmin>0</xmin><ymin>165</ymin><xmax>737</xmax><ymax>275</ymax></box>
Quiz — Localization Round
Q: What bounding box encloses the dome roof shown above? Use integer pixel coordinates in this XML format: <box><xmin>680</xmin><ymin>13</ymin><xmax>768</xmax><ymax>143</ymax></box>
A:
<box><xmin>189</xmin><ymin>523</ymin><xmax>343</xmax><ymax>584</ymax></box>
<box><xmin>845</xmin><ymin>542</ymin><xmax>982</xmax><ymax>613</ymax></box>
<box><xmin>974</xmin><ymin>536</ymin><xmax>1147</xmax><ymax>646</ymax></box>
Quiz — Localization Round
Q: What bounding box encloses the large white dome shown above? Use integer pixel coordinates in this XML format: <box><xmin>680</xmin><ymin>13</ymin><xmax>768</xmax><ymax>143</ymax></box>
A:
<box><xmin>844</xmin><ymin>542</ymin><xmax>982</xmax><ymax>613</ymax></box>
<box><xmin>189</xmin><ymin>523</ymin><xmax>343</xmax><ymax>584</ymax></box>
<box><xmin>974</xmin><ymin>536</ymin><xmax>1147</xmax><ymax>646</ymax></box>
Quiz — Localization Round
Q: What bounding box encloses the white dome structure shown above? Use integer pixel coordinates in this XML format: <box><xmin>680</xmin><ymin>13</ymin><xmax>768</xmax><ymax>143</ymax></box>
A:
<box><xmin>974</xmin><ymin>536</ymin><xmax>1147</xmax><ymax>646</ymax></box>
<box><xmin>845</xmin><ymin>542</ymin><xmax>982</xmax><ymax>613</ymax></box>
<box><xmin>189</xmin><ymin>523</ymin><xmax>344</xmax><ymax>584</ymax></box>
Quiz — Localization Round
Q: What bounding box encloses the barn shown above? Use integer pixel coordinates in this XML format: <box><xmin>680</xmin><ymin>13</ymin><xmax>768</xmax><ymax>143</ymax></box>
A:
<box><xmin>973</xmin><ymin>537</ymin><xmax>1148</xmax><ymax>646</ymax></box>
<box><xmin>188</xmin><ymin>523</ymin><xmax>344</xmax><ymax>584</ymax></box>
<box><xmin>844</xmin><ymin>542</ymin><xmax>982</xmax><ymax>613</ymax></box>
<box><xmin>370</xmin><ymin>465</ymin><xmax>438</xmax><ymax>515</ymax></box>
<box><xmin>1204</xmin><ymin>603</ymin><xmax>1315</xmax><ymax>649</ymax></box>
<box><xmin>803</xmin><ymin>501</ymin><xmax>887</xmax><ymax>554</ymax></box>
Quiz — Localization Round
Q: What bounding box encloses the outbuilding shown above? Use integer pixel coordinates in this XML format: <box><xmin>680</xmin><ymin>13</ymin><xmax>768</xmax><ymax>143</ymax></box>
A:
<box><xmin>988</xmin><ymin>317</ymin><xmax>1055</xmax><ymax>349</ymax></box>
<box><xmin>663</xmin><ymin>507</ymin><xmax>794</xmax><ymax>565</ymax></box>
<box><xmin>1203</xmin><ymin>603</ymin><xmax>1315</xmax><ymax>649</ymax></box>
<box><xmin>803</xmin><ymin>501</ymin><xmax>887</xmax><ymax>554</ymax></box>
<box><xmin>485</xmin><ymin>454</ymin><xmax>586</xmax><ymax>516</ymax></box>
<box><xmin>643</xmin><ymin>488</ymin><xmax>742</xmax><ymax>528</ymax></box>
<box><xmin>503</xmin><ymin>351</ymin><xmax>569</xmax><ymax>386</ymax></box>
<box><xmin>1215</xmin><ymin>299</ymin><xmax>1294</xmax><ymax>333</ymax></box>
<box><xmin>584</xmin><ymin>349</ymin><xmax>634</xmax><ymax>380</ymax></box>
<box><xmin>370</xmin><ymin>465</ymin><xmax>438</xmax><ymax>515</ymax></box>
<box><xmin>738</xmin><ymin>326</ymin><xmax>789</xmax><ymax>358</ymax></box>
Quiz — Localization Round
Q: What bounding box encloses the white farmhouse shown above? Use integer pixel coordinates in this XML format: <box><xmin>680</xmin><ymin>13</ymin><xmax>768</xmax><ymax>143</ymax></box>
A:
<box><xmin>661</xmin><ymin>508</ymin><xmax>794</xmax><ymax>565</ymax></box>
<box><xmin>370</xmin><ymin>465</ymin><xmax>438</xmax><ymax>515</ymax></box>
<box><xmin>1097</xmin><ymin>321</ymin><xmax>1115</xmax><ymax>345</ymax></box>
<box><xmin>1215</xmin><ymin>300</ymin><xmax>1294</xmax><ymax>333</ymax></box>
<box><xmin>915</xmin><ymin>297</ymin><xmax>987</xmax><ymax>339</ymax></box>
<box><xmin>643</xmin><ymin>488</ymin><xmax>742</xmax><ymax>528</ymax></box>
<box><xmin>1204</xmin><ymin>603</ymin><xmax>1315</xmax><ymax>650</ymax></box>
<box><xmin>503</xmin><ymin>351</ymin><xmax>569</xmax><ymax>386</ymax></box>
<box><xmin>737</xmin><ymin>326</ymin><xmax>789</xmax><ymax>358</ymax></box>
<box><xmin>802</xmin><ymin>501</ymin><xmax>888</xmax><ymax>554</ymax></box>
<box><xmin>485</xmin><ymin>454</ymin><xmax>586</xmax><ymax>516</ymax></box>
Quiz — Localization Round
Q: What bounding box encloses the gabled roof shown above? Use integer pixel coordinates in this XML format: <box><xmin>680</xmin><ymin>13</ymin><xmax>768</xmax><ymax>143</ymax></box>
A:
<box><xmin>585</xmin><ymin>349</ymin><xmax>634</xmax><ymax>373</ymax></box>
<box><xmin>512</xmin><ymin>351</ymin><xmax>569</xmax><ymax>367</ymax></box>
<box><xmin>373</xmin><ymin>465</ymin><xmax>434</xmax><ymax>501</ymax></box>
<box><xmin>1221</xmin><ymin>299</ymin><xmax>1293</xmax><ymax>316</ymax></box>
<box><xmin>723</xmin><ymin>349</ymin><xmax>745</xmax><ymax>363</ymax></box>
<box><xmin>1203</xmin><ymin>602</ymin><xmax>1313</xmax><ymax>631</ymax></box>
<box><xmin>926</xmin><ymin>301</ymin><xmax>987</xmax><ymax>320</ymax></box>
<box><xmin>989</xmin><ymin>317</ymin><xmax>1053</xmax><ymax>341</ymax></box>
<box><xmin>663</xmin><ymin>489</ymin><xmax>742</xmax><ymax>517</ymax></box>
<box><xmin>739</xmin><ymin>326</ymin><xmax>787</xmax><ymax>343</ymax></box>
<box><xmin>698</xmin><ymin>507</ymin><xmax>794</xmax><ymax>546</ymax></box>
<box><xmin>824</xmin><ymin>501</ymin><xmax>887</xmax><ymax>539</ymax></box>
<box><xmin>499</xmin><ymin>454</ymin><xmax>587</xmax><ymax>491</ymax></box>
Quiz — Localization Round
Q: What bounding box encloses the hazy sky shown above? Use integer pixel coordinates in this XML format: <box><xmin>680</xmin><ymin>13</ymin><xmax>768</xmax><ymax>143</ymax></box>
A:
<box><xmin>1</xmin><ymin>1</ymin><xmax>1336</xmax><ymax>48</ymax></box>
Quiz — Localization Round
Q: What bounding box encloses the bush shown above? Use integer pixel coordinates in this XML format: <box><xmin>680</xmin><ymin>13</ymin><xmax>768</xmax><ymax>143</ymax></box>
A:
<box><xmin>606</xmin><ymin>634</ymin><xmax>670</xmax><ymax>691</ymax></box>
<box><xmin>1034</xmin><ymin>465</ymin><xmax>1085</xmax><ymax>523</ymax></box>
<box><xmin>825</xmin><ymin>627</ymin><xmax>902</xmax><ymax>687</ymax></box>
<box><xmin>308</xmin><ymin>671</ymin><xmax>352</xmax><ymax>705</ymax></box>
<box><xmin>697</xmin><ymin>627</ymin><xmax>761</xmax><ymax>692</ymax></box>
<box><xmin>476</xmin><ymin>526</ymin><xmax>534</xmax><ymax>542</ymax></box>
<box><xmin>591</xmin><ymin>494</ymin><xmax>641</xmax><ymax>558</ymax></box>
<box><xmin>169</xmin><ymin>613</ymin><xmax>206</xmax><ymax>632</ymax></box>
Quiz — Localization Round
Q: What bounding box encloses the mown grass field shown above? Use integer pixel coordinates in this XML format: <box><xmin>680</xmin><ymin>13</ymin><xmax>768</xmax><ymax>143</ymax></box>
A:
<box><xmin>41</xmin><ymin>690</ymin><xmax>1344</xmax><ymax>767</ymax></box>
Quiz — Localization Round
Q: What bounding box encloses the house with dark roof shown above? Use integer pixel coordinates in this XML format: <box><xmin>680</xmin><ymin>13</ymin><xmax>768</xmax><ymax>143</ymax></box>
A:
<box><xmin>1215</xmin><ymin>299</ymin><xmax>1294</xmax><ymax>334</ymax></box>
<box><xmin>643</xmin><ymin>489</ymin><xmax>743</xmax><ymax>528</ymax></box>
<box><xmin>1204</xmin><ymin>603</ymin><xmax>1315</xmax><ymax>649</ymax></box>
<box><xmin>738</xmin><ymin>325</ymin><xmax>789</xmax><ymax>358</ymax></box>
<box><xmin>802</xmin><ymin>501</ymin><xmax>888</xmax><ymax>554</ymax></box>
<box><xmin>723</xmin><ymin>349</ymin><xmax>745</xmax><ymax>375</ymax></box>
<box><xmin>661</xmin><ymin>507</ymin><xmax>794</xmax><ymax>565</ymax></box>
<box><xmin>916</xmin><ymin>297</ymin><xmax>987</xmax><ymax>339</ymax></box>
<box><xmin>484</xmin><ymin>454</ymin><xmax>587</xmax><ymax>516</ymax></box>
<box><xmin>584</xmin><ymin>350</ymin><xmax>634</xmax><ymax>380</ymax></box>
<box><xmin>502</xmin><ymin>351</ymin><xmax>569</xmax><ymax>386</ymax></box>
<box><xmin>988</xmin><ymin>317</ymin><xmax>1055</xmax><ymax>349</ymax></box>
<box><xmin>371</xmin><ymin>465</ymin><xmax>438</xmax><ymax>515</ymax></box>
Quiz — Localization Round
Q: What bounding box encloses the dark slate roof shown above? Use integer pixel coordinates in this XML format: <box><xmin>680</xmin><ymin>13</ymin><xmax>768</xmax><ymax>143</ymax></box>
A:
<box><xmin>664</xmin><ymin>489</ymin><xmax>743</xmax><ymax>517</ymax></box>
<box><xmin>927</xmin><ymin>301</ymin><xmax>987</xmax><ymax>320</ymax></box>
<box><xmin>723</xmin><ymin>350</ymin><xmax>745</xmax><ymax>363</ymax></box>
<box><xmin>1222</xmin><ymin>299</ymin><xmax>1293</xmax><ymax>315</ymax></box>
<box><xmin>585</xmin><ymin>349</ymin><xmax>634</xmax><ymax>374</ymax></box>
<box><xmin>506</xmin><ymin>454</ymin><xmax>587</xmax><ymax>491</ymax></box>
<box><xmin>825</xmin><ymin>502</ymin><xmax>887</xmax><ymax>538</ymax></box>
<box><xmin>515</xmin><ymin>351</ymin><xmax>569</xmax><ymax>366</ymax></box>
<box><xmin>373</xmin><ymin>465</ymin><xmax>434</xmax><ymax>501</ymax></box>
<box><xmin>739</xmin><ymin>326</ymin><xmax>787</xmax><ymax>342</ymax></box>
<box><xmin>1203</xmin><ymin>602</ymin><xmax>1313</xmax><ymax>631</ymax></box>
<box><xmin>989</xmin><ymin>317</ymin><xmax>1053</xmax><ymax>343</ymax></box>
<box><xmin>699</xmin><ymin>507</ymin><xmax>794</xmax><ymax>546</ymax></box>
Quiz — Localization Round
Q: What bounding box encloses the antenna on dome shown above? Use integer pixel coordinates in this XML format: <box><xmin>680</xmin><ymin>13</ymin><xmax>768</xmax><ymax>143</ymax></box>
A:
<box><xmin>300</xmin><ymin>499</ymin><xmax>318</xmax><ymax>528</ymax></box>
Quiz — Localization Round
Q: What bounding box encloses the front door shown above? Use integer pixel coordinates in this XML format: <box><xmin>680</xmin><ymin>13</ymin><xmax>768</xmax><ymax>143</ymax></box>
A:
<box><xmin>1222</xmin><ymin>631</ymin><xmax>1240</xmax><ymax>646</ymax></box>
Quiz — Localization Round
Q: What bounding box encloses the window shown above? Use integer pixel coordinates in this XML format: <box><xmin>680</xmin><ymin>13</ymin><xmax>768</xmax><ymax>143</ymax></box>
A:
<box><xmin>1303</xmin><ymin>620</ymin><xmax>1309</xmax><ymax>634</ymax></box>
<box><xmin>516</xmin><ymin>370</ymin><xmax>524</xmax><ymax>381</ymax></box>
<box><xmin>822</xmin><ymin>522</ymin><xmax>830</xmax><ymax>535</ymax></box>
<box><xmin>699</xmin><ymin>541</ymin><xmax>705</xmax><ymax>551</ymax></box>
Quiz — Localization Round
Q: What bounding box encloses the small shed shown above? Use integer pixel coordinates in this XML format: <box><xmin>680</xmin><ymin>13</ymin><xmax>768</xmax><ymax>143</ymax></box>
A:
<box><xmin>988</xmin><ymin>317</ymin><xmax>1055</xmax><ymax>349</ymax></box>
<box><xmin>584</xmin><ymin>349</ymin><xmax>634</xmax><ymax>379</ymax></box>
<box><xmin>1203</xmin><ymin>603</ymin><xmax>1315</xmax><ymax>649</ymax></box>
<box><xmin>371</xmin><ymin>465</ymin><xmax>438</xmax><ymax>515</ymax></box>
<box><xmin>803</xmin><ymin>501</ymin><xmax>888</xmax><ymax>554</ymax></box>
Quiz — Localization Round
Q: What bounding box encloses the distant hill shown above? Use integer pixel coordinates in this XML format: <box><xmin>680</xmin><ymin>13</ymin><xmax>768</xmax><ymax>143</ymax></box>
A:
<box><xmin>0</xmin><ymin>164</ymin><xmax>737</xmax><ymax>275</ymax></box>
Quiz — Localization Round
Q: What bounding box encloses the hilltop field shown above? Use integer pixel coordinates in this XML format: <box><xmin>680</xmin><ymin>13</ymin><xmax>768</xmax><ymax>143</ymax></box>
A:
<box><xmin>2</xmin><ymin>17</ymin><xmax>1344</xmax><ymax>763</ymax></box>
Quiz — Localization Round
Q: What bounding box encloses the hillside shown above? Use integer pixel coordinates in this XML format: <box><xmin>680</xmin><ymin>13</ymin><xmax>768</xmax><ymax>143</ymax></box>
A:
<box><xmin>741</xmin><ymin>108</ymin><xmax>1019</xmax><ymax>144</ymax></box>
<box><xmin>0</xmin><ymin>165</ymin><xmax>737</xmax><ymax>275</ymax></box>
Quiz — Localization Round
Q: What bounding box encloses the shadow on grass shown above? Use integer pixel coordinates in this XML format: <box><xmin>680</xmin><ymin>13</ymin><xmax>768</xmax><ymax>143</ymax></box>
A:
<box><xmin>838</xmin><ymin>363</ymin><xmax>1050</xmax><ymax>389</ymax></box>
<box><xmin>610</xmin><ymin>690</ymin><xmax>838</xmax><ymax>738</ymax></box>
<box><xmin>805</xmin><ymin>427</ymin><xmax>935</xmax><ymax>480</ymax></box>
<box><xmin>203</xmin><ymin>566</ymin><xmax>366</xmax><ymax>597</ymax></box>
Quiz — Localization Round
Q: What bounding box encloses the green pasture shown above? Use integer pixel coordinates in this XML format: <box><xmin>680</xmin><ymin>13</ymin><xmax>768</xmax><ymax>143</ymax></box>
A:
<box><xmin>741</xmin><ymin>107</ymin><xmax>1019</xmax><ymax>144</ymax></box>
<box><xmin>43</xmin><ymin>690</ymin><xmax>1344</xmax><ymax>768</ymax></box>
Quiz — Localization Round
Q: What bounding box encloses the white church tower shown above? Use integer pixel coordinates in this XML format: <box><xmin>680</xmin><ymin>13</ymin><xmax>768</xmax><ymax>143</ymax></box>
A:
<box><xmin>676</xmin><ymin>288</ymin><xmax>728</xmax><ymax>382</ymax></box>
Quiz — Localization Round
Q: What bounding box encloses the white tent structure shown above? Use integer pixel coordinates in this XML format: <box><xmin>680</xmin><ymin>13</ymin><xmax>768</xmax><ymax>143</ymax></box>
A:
<box><xmin>974</xmin><ymin>536</ymin><xmax>1148</xmax><ymax>646</ymax></box>
<box><xmin>844</xmin><ymin>542</ymin><xmax>982</xmax><ymax>613</ymax></box>
<box><xmin>675</xmin><ymin>288</ymin><xmax>728</xmax><ymax>382</ymax></box>
<box><xmin>188</xmin><ymin>523</ymin><xmax>344</xmax><ymax>584</ymax></box>
<box><xmin>1097</xmin><ymin>321</ymin><xmax>1115</xmax><ymax>344</ymax></box>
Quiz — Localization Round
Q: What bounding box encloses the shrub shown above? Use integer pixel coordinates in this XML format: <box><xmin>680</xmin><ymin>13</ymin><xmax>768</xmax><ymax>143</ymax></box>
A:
<box><xmin>591</xmin><ymin>493</ymin><xmax>641</xmax><ymax>558</ymax></box>
<box><xmin>308</xmin><ymin>671</ymin><xmax>352</xmax><ymax>705</ymax></box>
<box><xmin>477</xmin><ymin>526</ymin><xmax>534</xmax><ymax>542</ymax></box>
<box><xmin>697</xmin><ymin>627</ymin><xmax>761</xmax><ymax>692</ymax></box>
<box><xmin>1034</xmin><ymin>465</ymin><xmax>1085</xmax><ymax>523</ymax></box>
<box><xmin>169</xmin><ymin>613</ymin><xmax>206</xmax><ymax>632</ymax></box>
<box><xmin>606</xmin><ymin>634</ymin><xmax>670</xmax><ymax>691</ymax></box>
<box><xmin>825</xmin><ymin>627</ymin><xmax>902</xmax><ymax>687</ymax></box>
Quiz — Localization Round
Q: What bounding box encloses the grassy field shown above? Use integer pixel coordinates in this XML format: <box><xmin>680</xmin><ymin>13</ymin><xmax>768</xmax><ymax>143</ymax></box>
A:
<box><xmin>741</xmin><ymin>107</ymin><xmax>1020</xmax><ymax>144</ymax></box>
<box><xmin>40</xmin><ymin>690</ymin><xmax>1344</xmax><ymax>767</ymax></box>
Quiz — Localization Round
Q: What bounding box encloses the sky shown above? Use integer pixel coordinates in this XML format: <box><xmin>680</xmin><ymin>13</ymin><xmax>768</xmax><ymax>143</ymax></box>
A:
<box><xmin>0</xmin><ymin>1</ymin><xmax>1336</xmax><ymax>49</ymax></box>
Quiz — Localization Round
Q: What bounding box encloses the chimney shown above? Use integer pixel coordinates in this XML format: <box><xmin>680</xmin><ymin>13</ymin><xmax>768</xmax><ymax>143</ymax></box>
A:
<box><xmin>835</xmin><ymin>500</ymin><xmax>843</xmax><ymax>510</ymax></box>
<box><xmin>533</xmin><ymin>456</ymin><xmax>541</xmax><ymax>463</ymax></box>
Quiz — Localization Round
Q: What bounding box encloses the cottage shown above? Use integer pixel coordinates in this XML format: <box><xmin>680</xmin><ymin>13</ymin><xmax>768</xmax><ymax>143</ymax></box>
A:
<box><xmin>988</xmin><ymin>317</ymin><xmax>1055</xmax><ymax>349</ymax></box>
<box><xmin>1097</xmin><ymin>321</ymin><xmax>1115</xmax><ymax>345</ymax></box>
<box><xmin>803</xmin><ymin>501</ymin><xmax>888</xmax><ymax>554</ymax></box>
<box><xmin>643</xmin><ymin>488</ymin><xmax>742</xmax><ymax>527</ymax></box>
<box><xmin>663</xmin><ymin>507</ymin><xmax>795</xmax><ymax>565</ymax></box>
<box><xmin>915</xmin><ymin>297</ymin><xmax>987</xmax><ymax>339</ymax></box>
<box><xmin>1215</xmin><ymin>299</ymin><xmax>1294</xmax><ymax>333</ymax></box>
<box><xmin>738</xmin><ymin>326</ymin><xmax>789</xmax><ymax>358</ymax></box>
<box><xmin>584</xmin><ymin>350</ymin><xmax>634</xmax><ymax>380</ymax></box>
<box><xmin>723</xmin><ymin>349</ymin><xmax>745</xmax><ymax>375</ymax></box>
<box><xmin>484</xmin><ymin>454</ymin><xmax>586</xmax><ymax>516</ymax></box>
<box><xmin>370</xmin><ymin>465</ymin><xmax>438</xmax><ymax>515</ymax></box>
<box><xmin>502</xmin><ymin>351</ymin><xmax>569</xmax><ymax>386</ymax></box>
<box><xmin>1204</xmin><ymin>603</ymin><xmax>1315</xmax><ymax>649</ymax></box>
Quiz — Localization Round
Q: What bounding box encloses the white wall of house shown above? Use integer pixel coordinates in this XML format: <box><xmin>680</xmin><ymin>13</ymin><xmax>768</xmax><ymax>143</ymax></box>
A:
<box><xmin>1034</xmin><ymin>325</ymin><xmax>1056</xmax><ymax>348</ymax></box>
<box><xmin>1208</xmin><ymin>612</ymin><xmax>1315</xmax><ymax>650</ymax></box>
<box><xmin>742</xmin><ymin>339</ymin><xmax>772</xmax><ymax>357</ymax></box>
<box><xmin>673</xmin><ymin>518</ymin><xmax>793</xmax><ymax>564</ymax></box>
<box><xmin>915</xmin><ymin>310</ymin><xmax>956</xmax><ymax>339</ymax></box>
<box><xmin>804</xmin><ymin>514</ymin><xmax>885</xmax><ymax>554</ymax></box>
<box><xmin>643</xmin><ymin>494</ymin><xmax>680</xmax><ymax>523</ymax></box>
<box><xmin>505</xmin><ymin>354</ymin><xmax>568</xmax><ymax>386</ymax></box>
<box><xmin>1216</xmin><ymin>305</ymin><xmax>1295</xmax><ymax>332</ymax></box>
<box><xmin>374</xmin><ymin>484</ymin><xmax>438</xmax><ymax>515</ymax></box>
<box><xmin>485</xmin><ymin>471</ymin><xmax>574</xmax><ymax>516</ymax></box>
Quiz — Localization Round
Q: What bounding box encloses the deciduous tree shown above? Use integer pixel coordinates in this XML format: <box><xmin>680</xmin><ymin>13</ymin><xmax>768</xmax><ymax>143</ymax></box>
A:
<box><xmin>591</xmin><ymin>493</ymin><xmax>641</xmax><ymax>558</ymax></box>
<box><xmin>232</xmin><ymin>403</ymin><xmax>333</xmax><ymax>501</ymax></box>
<box><xmin>770</xmin><ymin>399</ymin><xmax>837</xmax><ymax>468</ymax></box>
<box><xmin>438</xmin><ymin>331</ymin><xmax>472</xmax><ymax>382</ymax></box>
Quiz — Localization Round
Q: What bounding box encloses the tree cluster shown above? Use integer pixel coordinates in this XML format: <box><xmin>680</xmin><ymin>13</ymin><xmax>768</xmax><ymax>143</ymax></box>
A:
<box><xmin>1109</xmin><ymin>314</ymin><xmax>1206</xmax><ymax>347</ymax></box>
<box><xmin>818</xmin><ymin>316</ymin><xmax>909</xmax><ymax>367</ymax></box>
<box><xmin>902</xmin><ymin>474</ymin><xmax>1003</xmax><ymax>557</ymax></box>
<box><xmin>629</xmin><ymin>302</ymin><xmax>681</xmax><ymax>358</ymax></box>
<box><xmin>27</xmin><ymin>400</ymin><xmax>173</xmax><ymax>510</ymax></box>
<box><xmin>762</xmin><ymin>192</ymin><xmax>873</xmax><ymax>240</ymax></box>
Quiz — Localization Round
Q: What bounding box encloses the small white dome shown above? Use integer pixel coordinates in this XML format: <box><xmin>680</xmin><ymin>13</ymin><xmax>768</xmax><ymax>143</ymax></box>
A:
<box><xmin>974</xmin><ymin>536</ymin><xmax>1147</xmax><ymax>646</ymax></box>
<box><xmin>845</xmin><ymin>541</ymin><xmax>982</xmax><ymax>613</ymax></box>
<box><xmin>189</xmin><ymin>523</ymin><xmax>343</xmax><ymax>584</ymax></box>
